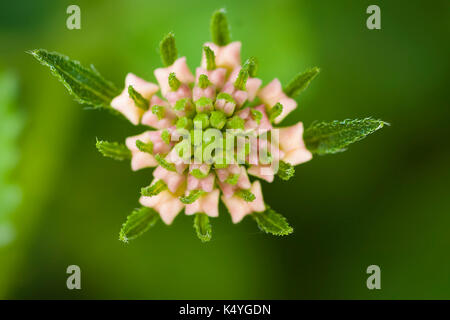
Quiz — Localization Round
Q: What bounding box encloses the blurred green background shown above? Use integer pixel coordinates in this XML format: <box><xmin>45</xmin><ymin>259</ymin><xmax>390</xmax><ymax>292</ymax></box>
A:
<box><xmin>0</xmin><ymin>0</ymin><xmax>449</xmax><ymax>299</ymax></box>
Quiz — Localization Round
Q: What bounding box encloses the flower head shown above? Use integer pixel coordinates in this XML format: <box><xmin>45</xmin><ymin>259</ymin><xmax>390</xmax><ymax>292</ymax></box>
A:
<box><xmin>110</xmin><ymin>9</ymin><xmax>314</xmax><ymax>240</ymax></box>
<box><xmin>31</xmin><ymin>9</ymin><xmax>387</xmax><ymax>242</ymax></box>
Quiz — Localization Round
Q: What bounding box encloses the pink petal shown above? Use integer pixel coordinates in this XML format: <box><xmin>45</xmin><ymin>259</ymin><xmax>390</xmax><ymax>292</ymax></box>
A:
<box><xmin>154</xmin><ymin>57</ymin><xmax>194</xmax><ymax>96</ymax></box>
<box><xmin>141</xmin><ymin>96</ymin><xmax>176</xmax><ymax>129</ymax></box>
<box><xmin>166</xmin><ymin>84</ymin><xmax>192</xmax><ymax>106</ymax></box>
<box><xmin>195</xmin><ymin>67</ymin><xmax>227</xmax><ymax>89</ymax></box>
<box><xmin>258</xmin><ymin>78</ymin><xmax>297</xmax><ymax>124</ymax></box>
<box><xmin>153</xmin><ymin>166</ymin><xmax>185</xmax><ymax>193</ymax></box>
<box><xmin>139</xmin><ymin>190</ymin><xmax>184</xmax><ymax>225</ymax></box>
<box><xmin>221</xmin><ymin>194</ymin><xmax>251</xmax><ymax>223</ymax></box>
<box><xmin>283</xmin><ymin>148</ymin><xmax>313</xmax><ymax>166</ymax></box>
<box><xmin>185</xmin><ymin>189</ymin><xmax>219</xmax><ymax>217</ymax></box>
<box><xmin>111</xmin><ymin>73</ymin><xmax>159</xmax><ymax>125</ymax></box>
<box><xmin>247</xmin><ymin>165</ymin><xmax>274</xmax><ymax>183</ymax></box>
<box><xmin>249</xmin><ymin>180</ymin><xmax>265</xmax><ymax>212</ymax></box>
<box><xmin>201</xmin><ymin>42</ymin><xmax>241</xmax><ymax>70</ymax></box>
<box><xmin>125</xmin><ymin>73</ymin><xmax>159</xmax><ymax>99</ymax></box>
<box><xmin>193</xmin><ymin>86</ymin><xmax>215</xmax><ymax>101</ymax></box>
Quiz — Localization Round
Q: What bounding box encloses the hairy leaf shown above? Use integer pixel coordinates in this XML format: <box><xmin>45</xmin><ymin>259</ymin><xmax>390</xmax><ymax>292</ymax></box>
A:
<box><xmin>161</xmin><ymin>129</ymin><xmax>171</xmax><ymax>145</ymax></box>
<box><xmin>252</xmin><ymin>207</ymin><xmax>293</xmax><ymax>236</ymax></box>
<box><xmin>159</xmin><ymin>32</ymin><xmax>177</xmax><ymax>67</ymax></box>
<box><xmin>135</xmin><ymin>139</ymin><xmax>153</xmax><ymax>154</ymax></box>
<box><xmin>29</xmin><ymin>49</ymin><xmax>119</xmax><ymax>109</ymax></box>
<box><xmin>277</xmin><ymin>161</ymin><xmax>295</xmax><ymax>181</ymax></box>
<box><xmin>194</xmin><ymin>213</ymin><xmax>212</xmax><ymax>242</ymax></box>
<box><xmin>235</xmin><ymin>189</ymin><xmax>255</xmax><ymax>202</ymax></box>
<box><xmin>250</xmin><ymin>109</ymin><xmax>262</xmax><ymax>124</ymax></box>
<box><xmin>284</xmin><ymin>67</ymin><xmax>320</xmax><ymax>98</ymax></box>
<box><xmin>234</xmin><ymin>58</ymin><xmax>255</xmax><ymax>90</ymax></box>
<box><xmin>141</xmin><ymin>180</ymin><xmax>167</xmax><ymax>197</ymax></box>
<box><xmin>268</xmin><ymin>102</ymin><xmax>283</xmax><ymax>123</ymax></box>
<box><xmin>203</xmin><ymin>46</ymin><xmax>216</xmax><ymax>70</ymax></box>
<box><xmin>304</xmin><ymin>118</ymin><xmax>387</xmax><ymax>155</ymax></box>
<box><xmin>96</xmin><ymin>139</ymin><xmax>131</xmax><ymax>161</ymax></box>
<box><xmin>128</xmin><ymin>85</ymin><xmax>149</xmax><ymax>110</ymax></box>
<box><xmin>210</xmin><ymin>9</ymin><xmax>231</xmax><ymax>46</ymax></box>
<box><xmin>119</xmin><ymin>207</ymin><xmax>159</xmax><ymax>242</ymax></box>
<box><xmin>154</xmin><ymin>154</ymin><xmax>176</xmax><ymax>172</ymax></box>
<box><xmin>225</xmin><ymin>173</ymin><xmax>240</xmax><ymax>185</ymax></box>
<box><xmin>198</xmin><ymin>74</ymin><xmax>212</xmax><ymax>89</ymax></box>
<box><xmin>180</xmin><ymin>190</ymin><xmax>205</xmax><ymax>204</ymax></box>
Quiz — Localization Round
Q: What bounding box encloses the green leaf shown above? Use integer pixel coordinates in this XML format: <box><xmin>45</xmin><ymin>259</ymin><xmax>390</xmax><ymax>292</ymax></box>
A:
<box><xmin>161</xmin><ymin>129</ymin><xmax>171</xmax><ymax>145</ymax></box>
<box><xmin>152</xmin><ymin>105</ymin><xmax>165</xmax><ymax>120</ymax></box>
<box><xmin>198</xmin><ymin>74</ymin><xmax>212</xmax><ymax>89</ymax></box>
<box><xmin>247</xmin><ymin>57</ymin><xmax>258</xmax><ymax>77</ymax></box>
<box><xmin>168</xmin><ymin>72</ymin><xmax>181</xmax><ymax>91</ymax></box>
<box><xmin>268</xmin><ymin>102</ymin><xmax>283</xmax><ymax>122</ymax></box>
<box><xmin>284</xmin><ymin>67</ymin><xmax>320</xmax><ymax>98</ymax></box>
<box><xmin>119</xmin><ymin>207</ymin><xmax>159</xmax><ymax>242</ymax></box>
<box><xmin>210</xmin><ymin>9</ymin><xmax>231</xmax><ymax>46</ymax></box>
<box><xmin>191</xmin><ymin>166</ymin><xmax>210</xmax><ymax>179</ymax></box>
<box><xmin>141</xmin><ymin>180</ymin><xmax>167</xmax><ymax>197</ymax></box>
<box><xmin>250</xmin><ymin>109</ymin><xmax>262</xmax><ymax>124</ymax></box>
<box><xmin>252</xmin><ymin>207</ymin><xmax>293</xmax><ymax>236</ymax></box>
<box><xmin>194</xmin><ymin>213</ymin><xmax>212</xmax><ymax>242</ymax></box>
<box><xmin>127</xmin><ymin>85</ymin><xmax>149</xmax><ymax>110</ymax></box>
<box><xmin>29</xmin><ymin>49</ymin><xmax>119</xmax><ymax>109</ymax></box>
<box><xmin>180</xmin><ymin>189</ymin><xmax>205</xmax><ymax>204</ymax></box>
<box><xmin>96</xmin><ymin>139</ymin><xmax>131</xmax><ymax>161</ymax></box>
<box><xmin>277</xmin><ymin>161</ymin><xmax>295</xmax><ymax>181</ymax></box>
<box><xmin>154</xmin><ymin>154</ymin><xmax>176</xmax><ymax>172</ymax></box>
<box><xmin>135</xmin><ymin>139</ymin><xmax>153</xmax><ymax>154</ymax></box>
<box><xmin>159</xmin><ymin>32</ymin><xmax>178</xmax><ymax>67</ymax></box>
<box><xmin>234</xmin><ymin>58</ymin><xmax>254</xmax><ymax>90</ymax></box>
<box><xmin>235</xmin><ymin>189</ymin><xmax>255</xmax><ymax>202</ymax></box>
<box><xmin>225</xmin><ymin>173</ymin><xmax>240</xmax><ymax>185</ymax></box>
<box><xmin>203</xmin><ymin>46</ymin><xmax>216</xmax><ymax>70</ymax></box>
<box><xmin>226</xmin><ymin>115</ymin><xmax>245</xmax><ymax>130</ymax></box>
<box><xmin>303</xmin><ymin>118</ymin><xmax>388</xmax><ymax>155</ymax></box>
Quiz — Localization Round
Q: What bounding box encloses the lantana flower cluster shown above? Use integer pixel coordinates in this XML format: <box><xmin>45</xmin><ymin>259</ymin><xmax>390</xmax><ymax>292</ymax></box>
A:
<box><xmin>110</xmin><ymin>32</ymin><xmax>312</xmax><ymax>227</ymax></box>
<box><xmin>31</xmin><ymin>9</ymin><xmax>386</xmax><ymax>242</ymax></box>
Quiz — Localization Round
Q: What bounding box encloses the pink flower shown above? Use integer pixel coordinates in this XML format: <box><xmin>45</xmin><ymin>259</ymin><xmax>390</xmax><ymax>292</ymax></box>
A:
<box><xmin>154</xmin><ymin>57</ymin><xmax>195</xmax><ymax>96</ymax></box>
<box><xmin>111</xmin><ymin>73</ymin><xmax>158</xmax><ymax>125</ymax></box>
<box><xmin>258</xmin><ymin>79</ymin><xmax>297</xmax><ymax>124</ymax></box>
<box><xmin>201</xmin><ymin>42</ymin><xmax>242</xmax><ymax>70</ymax></box>
<box><xmin>185</xmin><ymin>189</ymin><xmax>220</xmax><ymax>217</ymax></box>
<box><xmin>277</xmin><ymin>122</ymin><xmax>312</xmax><ymax>165</ymax></box>
<box><xmin>140</xmin><ymin>189</ymin><xmax>184</xmax><ymax>225</ymax></box>
<box><xmin>221</xmin><ymin>181</ymin><xmax>265</xmax><ymax>223</ymax></box>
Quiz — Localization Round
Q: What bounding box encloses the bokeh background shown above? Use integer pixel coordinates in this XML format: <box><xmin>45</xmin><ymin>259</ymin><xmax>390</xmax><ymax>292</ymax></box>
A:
<box><xmin>0</xmin><ymin>0</ymin><xmax>449</xmax><ymax>299</ymax></box>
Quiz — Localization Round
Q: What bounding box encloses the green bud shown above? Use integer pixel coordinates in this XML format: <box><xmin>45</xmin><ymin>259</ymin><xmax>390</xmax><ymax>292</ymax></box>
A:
<box><xmin>209</xmin><ymin>110</ymin><xmax>227</xmax><ymax>130</ymax></box>
<box><xmin>193</xmin><ymin>112</ymin><xmax>210</xmax><ymax>129</ymax></box>
<box><xmin>216</xmin><ymin>92</ymin><xmax>235</xmax><ymax>103</ymax></box>
<box><xmin>176</xmin><ymin>116</ymin><xmax>193</xmax><ymax>130</ymax></box>
<box><xmin>168</xmin><ymin>72</ymin><xmax>181</xmax><ymax>91</ymax></box>
<box><xmin>152</xmin><ymin>105</ymin><xmax>165</xmax><ymax>120</ymax></box>
<box><xmin>198</xmin><ymin>74</ymin><xmax>212</xmax><ymax>89</ymax></box>
<box><xmin>195</xmin><ymin>97</ymin><xmax>214</xmax><ymax>113</ymax></box>
<box><xmin>226</xmin><ymin>115</ymin><xmax>245</xmax><ymax>130</ymax></box>
<box><xmin>161</xmin><ymin>129</ymin><xmax>171</xmax><ymax>145</ymax></box>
